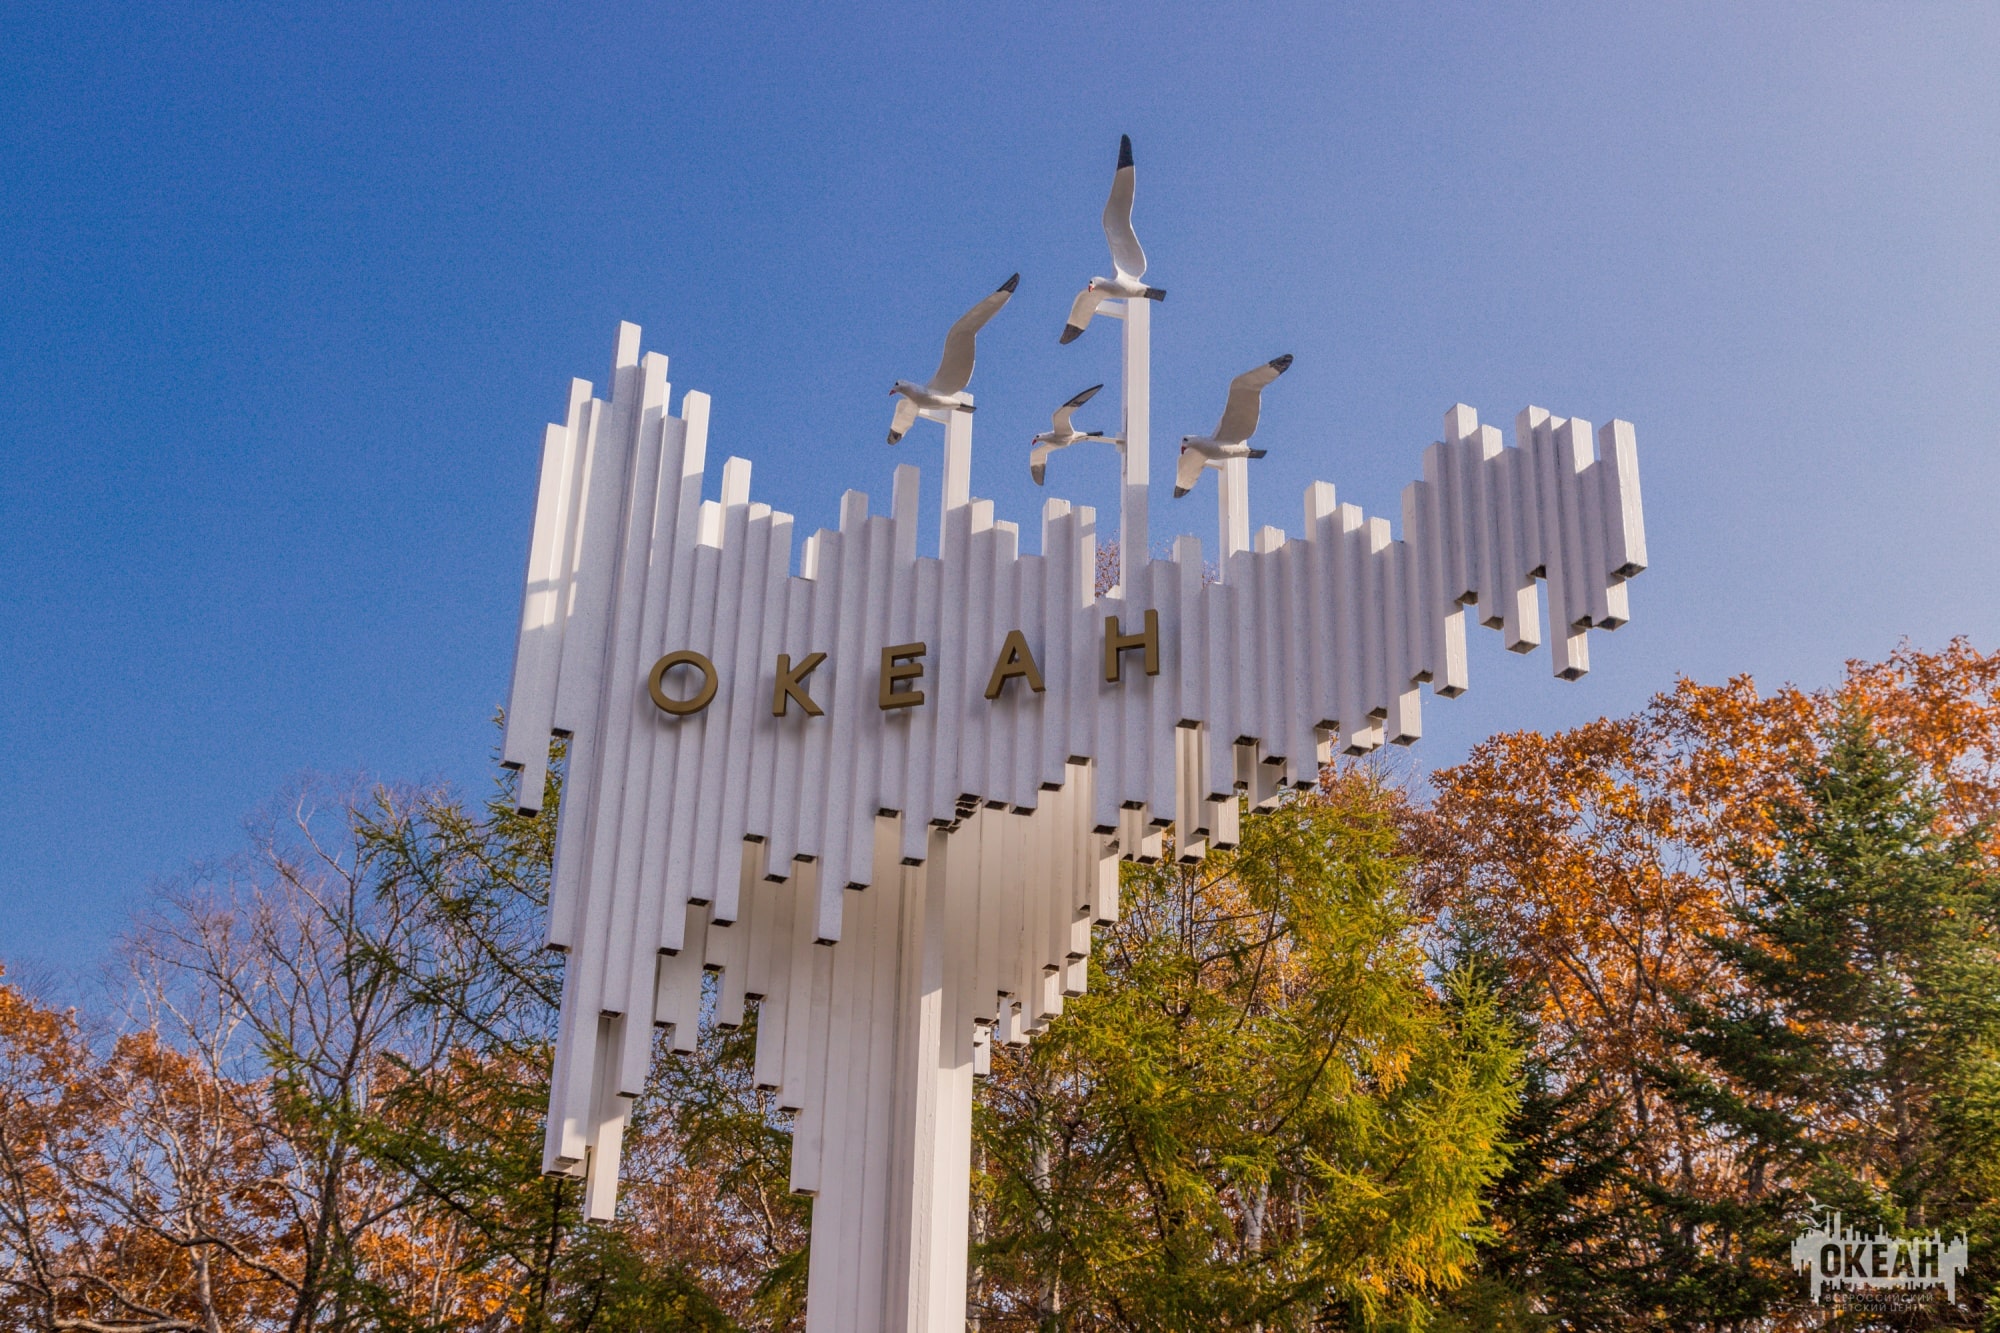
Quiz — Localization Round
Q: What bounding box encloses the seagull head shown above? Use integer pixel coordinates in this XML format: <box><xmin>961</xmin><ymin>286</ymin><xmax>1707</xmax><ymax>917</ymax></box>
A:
<box><xmin>890</xmin><ymin>380</ymin><xmax>920</xmax><ymax>398</ymax></box>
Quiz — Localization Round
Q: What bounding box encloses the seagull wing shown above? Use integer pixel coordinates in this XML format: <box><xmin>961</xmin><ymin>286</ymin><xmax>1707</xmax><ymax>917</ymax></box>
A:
<box><xmin>1051</xmin><ymin>383</ymin><xmax>1103</xmax><ymax>435</ymax></box>
<box><xmin>1212</xmin><ymin>354</ymin><xmax>1293</xmax><ymax>444</ymax></box>
<box><xmin>1174</xmin><ymin>446</ymin><xmax>1207</xmax><ymax>496</ymax></box>
<box><xmin>1103</xmin><ymin>135</ymin><xmax>1146</xmax><ymax>280</ymax></box>
<box><xmin>930</xmin><ymin>273</ymin><xmax>1019</xmax><ymax>396</ymax></box>
<box><xmin>1061</xmin><ymin>286</ymin><xmax>1105</xmax><ymax>344</ymax></box>
<box><xmin>887</xmin><ymin>396</ymin><xmax>919</xmax><ymax>444</ymax></box>
<box><xmin>1030</xmin><ymin>441</ymin><xmax>1057</xmax><ymax>486</ymax></box>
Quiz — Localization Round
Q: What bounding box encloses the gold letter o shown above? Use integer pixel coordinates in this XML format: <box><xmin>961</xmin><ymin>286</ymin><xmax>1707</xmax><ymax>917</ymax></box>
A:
<box><xmin>647</xmin><ymin>650</ymin><xmax>718</xmax><ymax>716</ymax></box>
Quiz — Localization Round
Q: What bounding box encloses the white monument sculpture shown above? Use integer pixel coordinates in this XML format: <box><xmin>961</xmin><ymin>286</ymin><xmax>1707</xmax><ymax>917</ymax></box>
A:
<box><xmin>500</xmin><ymin>137</ymin><xmax>1647</xmax><ymax>1331</ymax></box>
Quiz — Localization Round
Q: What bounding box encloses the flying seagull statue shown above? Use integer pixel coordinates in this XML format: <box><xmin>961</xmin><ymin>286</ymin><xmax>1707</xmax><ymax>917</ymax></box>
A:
<box><xmin>888</xmin><ymin>274</ymin><xmax>1019</xmax><ymax>443</ymax></box>
<box><xmin>1029</xmin><ymin>383</ymin><xmax>1110</xmax><ymax>485</ymax></box>
<box><xmin>1174</xmin><ymin>355</ymin><xmax>1293</xmax><ymax>497</ymax></box>
<box><xmin>1060</xmin><ymin>136</ymin><xmax>1164</xmax><ymax>344</ymax></box>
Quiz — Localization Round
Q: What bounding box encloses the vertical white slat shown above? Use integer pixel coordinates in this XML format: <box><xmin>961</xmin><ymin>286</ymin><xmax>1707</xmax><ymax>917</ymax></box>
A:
<box><xmin>1595</xmin><ymin>420</ymin><xmax>1644</xmax><ymax>629</ymax></box>
<box><xmin>1122</xmin><ymin>573</ymin><xmax>1157</xmax><ymax>818</ymax></box>
<box><xmin>686</xmin><ymin>466</ymin><xmax>755</xmax><ymax>917</ymax></box>
<box><xmin>794</xmin><ymin>529</ymin><xmax>844</xmax><ymax>873</ymax></box>
<box><xmin>1014</xmin><ymin>552</ymin><xmax>1047</xmax><ymax>811</ymax></box>
<box><xmin>1093</xmin><ymin>832</ymin><xmax>1122</xmax><ymax>925</ymax></box>
<box><xmin>1251</xmin><ymin>529</ymin><xmax>1289</xmax><ymax>779</ymax></box>
<box><xmin>543</xmin><ymin>396</ymin><xmax>617</xmax><ymax>952</ymax></box>
<box><xmin>1066</xmin><ymin>507</ymin><xmax>1100</xmax><ymax>779</ymax></box>
<box><xmin>778</xmin><ymin>862</ymin><xmax>822</xmax><ymax>1111</ymax></box>
<box><xmin>1332</xmin><ymin>503</ymin><xmax>1369</xmax><ymax>752</ymax></box>
<box><xmin>963</xmin><ymin>505</ymin><xmax>1003</xmax><ymax>814</ymax></box>
<box><xmin>1038</xmin><ymin>502</ymin><xmax>1076</xmax><ymax>790</ymax></box>
<box><xmin>1442</xmin><ymin>404</ymin><xmax>1478</xmax><ymax>607</ymax></box>
<box><xmin>656</xmin><ymin>540</ymin><xmax>721</xmax><ymax>949</ymax></box>
<box><xmin>1553</xmin><ymin>417</ymin><xmax>1597</xmax><ymax>633</ymax></box>
<box><xmin>899</xmin><ymin>559</ymin><xmax>944</xmax><ymax>865</ymax></box>
<box><xmin>809</xmin><ymin>879</ymin><xmax>875</xmax><ymax>1277</ymax></box>
<box><xmin>844</xmin><ymin>515</ymin><xmax>899</xmax><ymax>889</ymax></box>
<box><xmin>1002</xmin><ymin>814</ymin><xmax>1034</xmax><ymax>1024</ymax></box>
<box><xmin>1278</xmin><ymin>536</ymin><xmax>1319</xmax><ymax>786</ymax></box>
<box><xmin>1598</xmin><ymin>419</ymin><xmax>1648</xmax><ymax>578</ymax></box>
<box><xmin>1036</xmin><ymin>801</ymin><xmax>1068</xmax><ymax>1007</ymax></box>
<box><xmin>970</xmin><ymin>812</ymin><xmax>1003</xmax><ymax>1026</ymax></box>
<box><xmin>1089</xmin><ymin>590</ymin><xmax>1124</xmax><ymax>834</ymax></box>
<box><xmin>750</xmin><ymin>874</ymin><xmax>793</xmax><ymax>1091</ymax></box>
<box><xmin>1173</xmin><ymin>534</ymin><xmax>1207</xmax><ymax>727</ymax></box>
<box><xmin>1144</xmin><ymin>560</ymin><xmax>1181</xmax><ymax>821</ymax></box>
<box><xmin>543</xmin><ymin>964</ymin><xmax>591</xmax><ymax>1170</ymax></box>
<box><xmin>1386</xmin><ymin>533</ymin><xmax>1423</xmax><ymax>744</ymax></box>
<box><xmin>1175</xmin><ymin>724</ymin><xmax>1207</xmax><ymax>860</ymax></box>
<box><xmin>582</xmin><ymin>1013</ymin><xmax>633</xmax><ymax>1221</ymax></box>
<box><xmin>1303</xmin><ymin>483</ymin><xmax>1340</xmax><ymax>730</ymax></box>
<box><xmin>982</xmin><ymin>523</ymin><xmax>1020</xmax><ymax>810</ymax></box>
<box><xmin>504</xmin><ymin>378</ymin><xmax>590</xmax><ymax>811</ymax></box>
<box><xmin>787</xmin><ymin>931</ymin><xmax>836</xmax><ymax>1194</ymax></box>
<box><xmin>815</xmin><ymin>498</ymin><xmax>874</xmax><ymax>932</ymax></box>
<box><xmin>839</xmin><ymin>830</ymin><xmax>894</xmax><ymax>1329</ymax></box>
<box><xmin>1067</xmin><ymin>764</ymin><xmax>1095</xmax><ymax>924</ymax></box>
<box><xmin>708</xmin><ymin>504</ymin><xmax>781</xmax><ymax>917</ymax></box>
<box><xmin>761</xmin><ymin>576</ymin><xmax>815</xmax><ymax>874</ymax></box>
<box><xmin>854</xmin><ymin>822</ymin><xmax>906</xmax><ymax>1327</ymax></box>
<box><xmin>1400</xmin><ymin>477</ymin><xmax>1437</xmax><ymax>688</ymax></box>
<box><xmin>1358</xmin><ymin>517</ymin><xmax>1392</xmax><ymax>749</ymax></box>
<box><xmin>878</xmin><ymin>467</ymin><xmax>922</xmax><ymax>826</ymax></box>
<box><xmin>733</xmin><ymin>512</ymin><xmax>796</xmax><ymax>899</ymax></box>
<box><xmin>1231</xmin><ymin>549</ymin><xmax>1265</xmax><ymax>758</ymax></box>
<box><xmin>929</xmin><ymin>504</ymin><xmax>973</xmax><ymax>825</ymax></box>
<box><xmin>638</xmin><ymin>389</ymin><xmax>710</xmax><ymax>931</ymax></box>
<box><xmin>1201</xmin><ymin>577</ymin><xmax>1235</xmax><ymax>801</ymax></box>
<box><xmin>1493</xmin><ymin>433</ymin><xmax>1541</xmax><ymax>654</ymax></box>
<box><xmin>616</xmin><ymin>400</ymin><xmax>691</xmax><ymax>1019</ymax></box>
<box><xmin>710</xmin><ymin>846</ymin><xmax>756</xmax><ymax>1028</ymax></box>
<box><xmin>1467</xmin><ymin>420</ymin><xmax>1506</xmax><ymax>630</ymax></box>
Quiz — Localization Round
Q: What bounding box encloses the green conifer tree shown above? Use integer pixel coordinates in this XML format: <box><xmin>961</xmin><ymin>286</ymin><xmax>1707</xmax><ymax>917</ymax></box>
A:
<box><xmin>1665</xmin><ymin>715</ymin><xmax>2000</xmax><ymax>1329</ymax></box>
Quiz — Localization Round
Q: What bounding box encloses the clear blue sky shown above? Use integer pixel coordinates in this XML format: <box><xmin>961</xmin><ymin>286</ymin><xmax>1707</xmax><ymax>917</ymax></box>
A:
<box><xmin>4</xmin><ymin>3</ymin><xmax>1997</xmax><ymax>978</ymax></box>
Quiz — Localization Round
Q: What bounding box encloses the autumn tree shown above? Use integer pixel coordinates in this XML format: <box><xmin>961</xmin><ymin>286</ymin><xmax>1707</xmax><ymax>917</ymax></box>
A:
<box><xmin>1419</xmin><ymin>641</ymin><xmax>2000</xmax><ymax>1330</ymax></box>
<box><xmin>1661</xmin><ymin>715</ymin><xmax>2000</xmax><ymax>1327</ymax></box>
<box><xmin>971</xmin><ymin>771</ymin><xmax>1520</xmax><ymax>1331</ymax></box>
<box><xmin>0</xmin><ymin>759</ymin><xmax>810</xmax><ymax>1332</ymax></box>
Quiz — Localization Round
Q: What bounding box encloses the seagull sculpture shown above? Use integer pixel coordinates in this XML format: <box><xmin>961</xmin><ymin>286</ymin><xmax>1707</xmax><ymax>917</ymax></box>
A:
<box><xmin>1029</xmin><ymin>384</ymin><xmax>1110</xmax><ymax>485</ymax></box>
<box><xmin>889</xmin><ymin>274</ymin><xmax>1019</xmax><ymax>444</ymax></box>
<box><xmin>1060</xmin><ymin>136</ymin><xmax>1164</xmax><ymax>344</ymax></box>
<box><xmin>1174</xmin><ymin>355</ymin><xmax>1293</xmax><ymax>497</ymax></box>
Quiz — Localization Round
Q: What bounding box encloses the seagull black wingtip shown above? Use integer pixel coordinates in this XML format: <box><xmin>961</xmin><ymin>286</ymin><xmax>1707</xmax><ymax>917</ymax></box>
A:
<box><xmin>1173</xmin><ymin>486</ymin><xmax>1189</xmax><ymax>498</ymax></box>
<box><xmin>1143</xmin><ymin>287</ymin><xmax>1166</xmax><ymax>300</ymax></box>
<box><xmin>999</xmin><ymin>273</ymin><xmax>1020</xmax><ymax>294</ymax></box>
<box><xmin>1059</xmin><ymin>325</ymin><xmax>1084</xmax><ymax>344</ymax></box>
<box><xmin>1118</xmin><ymin>134</ymin><xmax>1134</xmax><ymax>170</ymax></box>
<box><xmin>1271</xmin><ymin>353</ymin><xmax>1294</xmax><ymax>372</ymax></box>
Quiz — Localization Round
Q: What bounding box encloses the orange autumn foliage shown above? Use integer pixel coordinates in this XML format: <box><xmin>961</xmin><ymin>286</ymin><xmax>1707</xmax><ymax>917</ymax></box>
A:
<box><xmin>1410</xmin><ymin>639</ymin><xmax>2000</xmax><ymax>1191</ymax></box>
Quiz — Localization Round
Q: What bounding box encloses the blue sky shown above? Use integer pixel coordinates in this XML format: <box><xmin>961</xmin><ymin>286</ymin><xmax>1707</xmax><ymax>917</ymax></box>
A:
<box><xmin>4</xmin><ymin>3</ymin><xmax>1997</xmax><ymax>976</ymax></box>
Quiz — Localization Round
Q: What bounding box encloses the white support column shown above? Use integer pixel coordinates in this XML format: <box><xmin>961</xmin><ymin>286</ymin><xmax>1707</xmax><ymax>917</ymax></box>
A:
<box><xmin>1119</xmin><ymin>298</ymin><xmax>1150</xmax><ymax>593</ymax></box>
<box><xmin>1218</xmin><ymin>457</ymin><xmax>1250</xmax><ymax>563</ymax></box>
<box><xmin>941</xmin><ymin>403</ymin><xmax>973</xmax><ymax>554</ymax></box>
